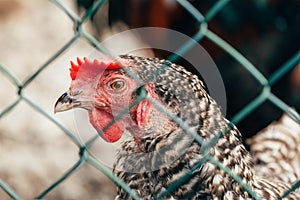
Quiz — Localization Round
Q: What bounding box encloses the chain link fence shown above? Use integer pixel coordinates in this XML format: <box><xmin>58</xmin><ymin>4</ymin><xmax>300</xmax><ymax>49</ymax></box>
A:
<box><xmin>0</xmin><ymin>0</ymin><xmax>299</xmax><ymax>199</ymax></box>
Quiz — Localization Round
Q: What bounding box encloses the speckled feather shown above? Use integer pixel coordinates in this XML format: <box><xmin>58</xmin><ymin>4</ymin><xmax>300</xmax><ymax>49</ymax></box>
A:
<box><xmin>248</xmin><ymin>114</ymin><xmax>300</xmax><ymax>185</ymax></box>
<box><xmin>111</xmin><ymin>55</ymin><xmax>299</xmax><ymax>199</ymax></box>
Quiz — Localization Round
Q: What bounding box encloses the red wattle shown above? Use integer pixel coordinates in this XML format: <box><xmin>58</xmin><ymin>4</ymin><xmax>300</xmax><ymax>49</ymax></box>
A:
<box><xmin>88</xmin><ymin>109</ymin><xmax>123</xmax><ymax>143</ymax></box>
<box><xmin>136</xmin><ymin>100</ymin><xmax>152</xmax><ymax>128</ymax></box>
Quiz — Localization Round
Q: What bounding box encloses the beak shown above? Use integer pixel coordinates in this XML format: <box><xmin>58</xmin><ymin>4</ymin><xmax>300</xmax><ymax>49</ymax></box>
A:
<box><xmin>54</xmin><ymin>90</ymin><xmax>107</xmax><ymax>113</ymax></box>
<box><xmin>54</xmin><ymin>91</ymin><xmax>81</xmax><ymax>113</ymax></box>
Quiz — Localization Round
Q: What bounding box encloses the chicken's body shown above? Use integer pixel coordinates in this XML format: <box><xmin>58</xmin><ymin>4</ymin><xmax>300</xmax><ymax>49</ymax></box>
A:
<box><xmin>248</xmin><ymin>114</ymin><xmax>300</xmax><ymax>185</ymax></box>
<box><xmin>55</xmin><ymin>55</ymin><xmax>300</xmax><ymax>199</ymax></box>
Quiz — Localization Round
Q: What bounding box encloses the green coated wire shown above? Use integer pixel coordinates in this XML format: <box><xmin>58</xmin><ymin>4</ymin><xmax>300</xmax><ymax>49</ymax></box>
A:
<box><xmin>157</xmin><ymin>123</ymin><xmax>261</xmax><ymax>200</ymax></box>
<box><xmin>22</xmin><ymin>96</ymin><xmax>83</xmax><ymax>147</ymax></box>
<box><xmin>36</xmin><ymin>157</ymin><xmax>86</xmax><ymax>199</ymax></box>
<box><xmin>231</xmin><ymin>86</ymin><xmax>270</xmax><ymax>124</ymax></box>
<box><xmin>51</xmin><ymin>0</ymin><xmax>81</xmax><ymax>23</ymax></box>
<box><xmin>176</xmin><ymin>0</ymin><xmax>205</xmax><ymax>23</ymax></box>
<box><xmin>269</xmin><ymin>50</ymin><xmax>300</xmax><ymax>86</ymax></box>
<box><xmin>268</xmin><ymin>93</ymin><xmax>300</xmax><ymax>123</ymax></box>
<box><xmin>208</xmin><ymin>156</ymin><xmax>262</xmax><ymax>200</ymax></box>
<box><xmin>0</xmin><ymin>0</ymin><xmax>299</xmax><ymax>199</ymax></box>
<box><xmin>85</xmin><ymin>86</ymin><xmax>147</xmax><ymax>148</ymax></box>
<box><xmin>205</xmin><ymin>0</ymin><xmax>231</xmax><ymax>22</ymax></box>
<box><xmin>147</xmin><ymin>97</ymin><xmax>204</xmax><ymax>146</ymax></box>
<box><xmin>81</xmin><ymin>0</ymin><xmax>108</xmax><ymax>22</ymax></box>
<box><xmin>0</xmin><ymin>97</ymin><xmax>22</xmax><ymax>119</ymax></box>
<box><xmin>81</xmin><ymin>31</ymin><xmax>111</xmax><ymax>54</ymax></box>
<box><xmin>279</xmin><ymin>180</ymin><xmax>300</xmax><ymax>199</ymax></box>
<box><xmin>205</xmin><ymin>30</ymin><xmax>269</xmax><ymax>86</ymax></box>
<box><xmin>156</xmin><ymin>155</ymin><xmax>209</xmax><ymax>199</ymax></box>
<box><xmin>169</xmin><ymin>0</ymin><xmax>207</xmax><ymax>62</ymax></box>
<box><xmin>86</xmin><ymin>156</ymin><xmax>141</xmax><ymax>200</ymax></box>
<box><xmin>156</xmin><ymin>125</ymin><xmax>228</xmax><ymax>199</ymax></box>
<box><xmin>0</xmin><ymin>64</ymin><xmax>22</xmax><ymax>87</ymax></box>
<box><xmin>22</xmin><ymin>33</ymin><xmax>81</xmax><ymax>88</ymax></box>
<box><xmin>0</xmin><ymin>179</ymin><xmax>21</xmax><ymax>200</ymax></box>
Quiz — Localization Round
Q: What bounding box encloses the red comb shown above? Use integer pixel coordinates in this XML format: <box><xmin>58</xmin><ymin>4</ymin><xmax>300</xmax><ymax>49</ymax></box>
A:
<box><xmin>69</xmin><ymin>57</ymin><xmax>126</xmax><ymax>80</ymax></box>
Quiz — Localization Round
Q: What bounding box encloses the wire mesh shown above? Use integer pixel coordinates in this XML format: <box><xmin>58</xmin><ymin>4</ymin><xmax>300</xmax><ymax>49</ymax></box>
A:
<box><xmin>0</xmin><ymin>0</ymin><xmax>299</xmax><ymax>199</ymax></box>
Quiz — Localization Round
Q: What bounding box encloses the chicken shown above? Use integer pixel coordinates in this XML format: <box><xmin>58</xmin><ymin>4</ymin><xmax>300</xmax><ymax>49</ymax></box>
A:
<box><xmin>54</xmin><ymin>55</ymin><xmax>300</xmax><ymax>199</ymax></box>
<box><xmin>77</xmin><ymin>0</ymin><xmax>300</xmax><ymax>139</ymax></box>
<box><xmin>247</xmin><ymin>114</ymin><xmax>300</xmax><ymax>184</ymax></box>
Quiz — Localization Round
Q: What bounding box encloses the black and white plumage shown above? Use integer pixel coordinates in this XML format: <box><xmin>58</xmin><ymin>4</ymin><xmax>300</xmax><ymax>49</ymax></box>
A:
<box><xmin>248</xmin><ymin>114</ymin><xmax>300</xmax><ymax>185</ymax></box>
<box><xmin>55</xmin><ymin>55</ymin><xmax>300</xmax><ymax>199</ymax></box>
<box><xmin>111</xmin><ymin>55</ymin><xmax>300</xmax><ymax>199</ymax></box>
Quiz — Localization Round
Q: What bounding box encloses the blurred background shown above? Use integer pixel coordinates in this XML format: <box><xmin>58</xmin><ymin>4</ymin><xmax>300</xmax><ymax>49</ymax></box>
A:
<box><xmin>0</xmin><ymin>0</ymin><xmax>299</xmax><ymax>199</ymax></box>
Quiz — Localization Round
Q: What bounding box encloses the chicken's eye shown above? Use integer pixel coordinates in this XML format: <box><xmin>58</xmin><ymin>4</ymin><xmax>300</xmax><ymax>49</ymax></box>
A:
<box><xmin>109</xmin><ymin>80</ymin><xmax>125</xmax><ymax>90</ymax></box>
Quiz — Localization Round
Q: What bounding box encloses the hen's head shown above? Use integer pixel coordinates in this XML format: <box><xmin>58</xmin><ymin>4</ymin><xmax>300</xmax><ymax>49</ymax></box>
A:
<box><xmin>54</xmin><ymin>55</ymin><xmax>186</xmax><ymax>143</ymax></box>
